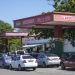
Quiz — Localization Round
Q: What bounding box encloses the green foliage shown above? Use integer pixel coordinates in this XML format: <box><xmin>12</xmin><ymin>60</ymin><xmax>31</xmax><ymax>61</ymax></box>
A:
<box><xmin>29</xmin><ymin>28</ymin><xmax>54</xmax><ymax>39</ymax></box>
<box><xmin>53</xmin><ymin>0</ymin><xmax>75</xmax><ymax>12</ymax></box>
<box><xmin>0</xmin><ymin>20</ymin><xmax>20</xmax><ymax>52</ymax></box>
<box><xmin>8</xmin><ymin>38</ymin><xmax>21</xmax><ymax>51</ymax></box>
<box><xmin>50</xmin><ymin>0</ymin><xmax>75</xmax><ymax>46</ymax></box>
<box><xmin>0</xmin><ymin>20</ymin><xmax>13</xmax><ymax>32</ymax></box>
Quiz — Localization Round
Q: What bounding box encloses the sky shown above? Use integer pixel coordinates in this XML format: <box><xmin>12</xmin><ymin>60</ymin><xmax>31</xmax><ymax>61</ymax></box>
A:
<box><xmin>0</xmin><ymin>0</ymin><xmax>54</xmax><ymax>27</ymax></box>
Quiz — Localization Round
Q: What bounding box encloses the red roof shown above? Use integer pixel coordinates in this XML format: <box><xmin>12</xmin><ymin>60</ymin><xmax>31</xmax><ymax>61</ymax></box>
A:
<box><xmin>13</xmin><ymin>12</ymin><xmax>75</xmax><ymax>28</ymax></box>
<box><xmin>0</xmin><ymin>32</ymin><xmax>28</xmax><ymax>37</ymax></box>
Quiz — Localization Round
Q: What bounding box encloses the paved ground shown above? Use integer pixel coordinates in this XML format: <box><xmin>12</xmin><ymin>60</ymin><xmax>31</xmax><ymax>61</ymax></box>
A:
<box><xmin>0</xmin><ymin>67</ymin><xmax>75</xmax><ymax>75</ymax></box>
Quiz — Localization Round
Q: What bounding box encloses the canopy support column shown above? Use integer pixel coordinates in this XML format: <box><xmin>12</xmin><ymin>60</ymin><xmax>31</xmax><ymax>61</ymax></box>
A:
<box><xmin>54</xmin><ymin>26</ymin><xmax>63</xmax><ymax>38</ymax></box>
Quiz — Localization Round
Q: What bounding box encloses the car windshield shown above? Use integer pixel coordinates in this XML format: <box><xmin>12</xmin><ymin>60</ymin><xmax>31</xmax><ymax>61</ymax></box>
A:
<box><xmin>22</xmin><ymin>55</ymin><xmax>34</xmax><ymax>59</ymax></box>
<box><xmin>4</xmin><ymin>56</ymin><xmax>11</xmax><ymax>60</ymax></box>
<box><xmin>17</xmin><ymin>51</ymin><xmax>25</xmax><ymax>55</ymax></box>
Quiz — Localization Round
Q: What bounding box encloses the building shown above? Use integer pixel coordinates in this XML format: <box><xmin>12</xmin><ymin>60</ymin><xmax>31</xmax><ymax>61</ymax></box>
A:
<box><xmin>13</xmin><ymin>12</ymin><xmax>75</xmax><ymax>56</ymax></box>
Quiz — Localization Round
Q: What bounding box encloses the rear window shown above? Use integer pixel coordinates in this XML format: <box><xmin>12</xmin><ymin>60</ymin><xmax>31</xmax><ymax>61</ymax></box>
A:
<box><xmin>22</xmin><ymin>55</ymin><xmax>34</xmax><ymax>59</ymax></box>
<box><xmin>31</xmin><ymin>53</ymin><xmax>38</xmax><ymax>58</ymax></box>
<box><xmin>4</xmin><ymin>56</ymin><xmax>11</xmax><ymax>60</ymax></box>
<box><xmin>46</xmin><ymin>53</ymin><xmax>57</xmax><ymax>57</ymax></box>
<box><xmin>17</xmin><ymin>51</ymin><xmax>25</xmax><ymax>55</ymax></box>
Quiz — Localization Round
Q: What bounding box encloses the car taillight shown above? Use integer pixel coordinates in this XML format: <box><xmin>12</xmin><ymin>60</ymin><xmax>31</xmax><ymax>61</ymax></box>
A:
<box><xmin>23</xmin><ymin>60</ymin><xmax>26</xmax><ymax>63</ymax></box>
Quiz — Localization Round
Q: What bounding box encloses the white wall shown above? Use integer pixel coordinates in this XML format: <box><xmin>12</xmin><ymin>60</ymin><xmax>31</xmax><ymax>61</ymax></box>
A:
<box><xmin>64</xmin><ymin>39</ymin><xmax>75</xmax><ymax>52</ymax></box>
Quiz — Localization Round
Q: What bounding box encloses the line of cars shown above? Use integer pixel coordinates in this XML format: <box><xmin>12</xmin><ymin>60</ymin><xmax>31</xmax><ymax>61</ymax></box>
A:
<box><xmin>30</xmin><ymin>52</ymin><xmax>61</xmax><ymax>67</ymax></box>
<box><xmin>0</xmin><ymin>50</ymin><xmax>61</xmax><ymax>71</ymax></box>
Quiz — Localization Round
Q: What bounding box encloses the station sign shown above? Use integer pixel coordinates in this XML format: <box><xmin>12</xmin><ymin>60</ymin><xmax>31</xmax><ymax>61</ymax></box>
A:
<box><xmin>14</xmin><ymin>13</ymin><xmax>53</xmax><ymax>28</ymax></box>
<box><xmin>14</xmin><ymin>12</ymin><xmax>75</xmax><ymax>28</ymax></box>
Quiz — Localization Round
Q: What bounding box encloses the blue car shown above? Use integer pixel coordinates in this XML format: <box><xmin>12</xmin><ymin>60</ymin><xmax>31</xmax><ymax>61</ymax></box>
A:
<box><xmin>0</xmin><ymin>53</ymin><xmax>11</xmax><ymax>68</ymax></box>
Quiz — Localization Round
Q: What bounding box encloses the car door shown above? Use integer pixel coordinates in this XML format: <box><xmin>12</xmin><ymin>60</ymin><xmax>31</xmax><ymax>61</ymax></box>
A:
<box><xmin>69</xmin><ymin>55</ymin><xmax>75</xmax><ymax>67</ymax></box>
<box><xmin>0</xmin><ymin>57</ymin><xmax>3</xmax><ymax>67</ymax></box>
<box><xmin>11</xmin><ymin>56</ymin><xmax>17</xmax><ymax>68</ymax></box>
<box><xmin>65</xmin><ymin>55</ymin><xmax>75</xmax><ymax>67</ymax></box>
<box><xmin>16</xmin><ymin>56</ymin><xmax>20</xmax><ymax>68</ymax></box>
<box><xmin>37</xmin><ymin>54</ymin><xmax>45</xmax><ymax>65</ymax></box>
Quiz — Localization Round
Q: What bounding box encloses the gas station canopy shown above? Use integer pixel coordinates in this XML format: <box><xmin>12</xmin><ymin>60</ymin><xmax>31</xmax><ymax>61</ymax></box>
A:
<box><xmin>14</xmin><ymin>12</ymin><xmax>75</xmax><ymax>28</ymax></box>
<box><xmin>0</xmin><ymin>32</ymin><xmax>28</xmax><ymax>38</ymax></box>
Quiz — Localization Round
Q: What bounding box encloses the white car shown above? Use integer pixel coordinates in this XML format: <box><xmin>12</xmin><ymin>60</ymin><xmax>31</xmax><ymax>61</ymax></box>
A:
<box><xmin>0</xmin><ymin>54</ymin><xmax>11</xmax><ymax>68</ymax></box>
<box><xmin>9</xmin><ymin>54</ymin><xmax>38</xmax><ymax>70</ymax></box>
<box><xmin>10</xmin><ymin>50</ymin><xmax>27</xmax><ymax>55</ymax></box>
<box><xmin>37</xmin><ymin>53</ymin><xmax>61</xmax><ymax>67</ymax></box>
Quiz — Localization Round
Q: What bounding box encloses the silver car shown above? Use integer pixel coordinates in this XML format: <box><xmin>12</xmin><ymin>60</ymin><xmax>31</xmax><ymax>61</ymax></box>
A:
<box><xmin>37</xmin><ymin>53</ymin><xmax>61</xmax><ymax>67</ymax></box>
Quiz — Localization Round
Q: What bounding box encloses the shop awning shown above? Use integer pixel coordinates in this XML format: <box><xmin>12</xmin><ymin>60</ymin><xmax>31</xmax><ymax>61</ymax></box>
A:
<box><xmin>22</xmin><ymin>44</ymin><xmax>42</xmax><ymax>48</ymax></box>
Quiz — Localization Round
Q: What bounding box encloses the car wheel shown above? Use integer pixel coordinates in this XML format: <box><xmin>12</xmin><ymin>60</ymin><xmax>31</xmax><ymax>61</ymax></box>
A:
<box><xmin>9</xmin><ymin>64</ymin><xmax>12</xmax><ymax>70</ymax></box>
<box><xmin>18</xmin><ymin>65</ymin><xmax>21</xmax><ymax>71</ymax></box>
<box><xmin>2</xmin><ymin>63</ymin><xmax>5</xmax><ymax>68</ymax></box>
<box><xmin>42</xmin><ymin>62</ymin><xmax>46</xmax><ymax>68</ymax></box>
<box><xmin>56</xmin><ymin>64</ymin><xmax>60</xmax><ymax>67</ymax></box>
<box><xmin>61</xmin><ymin>63</ymin><xmax>65</xmax><ymax>70</ymax></box>
<box><xmin>33</xmin><ymin>68</ymin><xmax>36</xmax><ymax>71</ymax></box>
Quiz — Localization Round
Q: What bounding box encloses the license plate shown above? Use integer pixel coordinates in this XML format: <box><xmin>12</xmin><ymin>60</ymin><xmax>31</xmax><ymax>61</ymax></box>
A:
<box><xmin>52</xmin><ymin>58</ymin><xmax>58</xmax><ymax>60</ymax></box>
<box><xmin>28</xmin><ymin>60</ymin><xmax>33</xmax><ymax>62</ymax></box>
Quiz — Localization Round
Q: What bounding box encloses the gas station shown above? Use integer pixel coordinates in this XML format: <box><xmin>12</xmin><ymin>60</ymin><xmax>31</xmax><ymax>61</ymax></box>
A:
<box><xmin>13</xmin><ymin>12</ymin><xmax>75</xmax><ymax>56</ymax></box>
<box><xmin>1</xmin><ymin>12</ymin><xmax>75</xmax><ymax>55</ymax></box>
<box><xmin>14</xmin><ymin>12</ymin><xmax>75</xmax><ymax>38</ymax></box>
<box><xmin>0</xmin><ymin>32</ymin><xmax>28</xmax><ymax>52</ymax></box>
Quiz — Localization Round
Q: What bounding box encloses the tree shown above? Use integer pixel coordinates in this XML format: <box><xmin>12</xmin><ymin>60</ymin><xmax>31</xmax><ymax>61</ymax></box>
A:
<box><xmin>0</xmin><ymin>20</ymin><xmax>13</xmax><ymax>32</ymax></box>
<box><xmin>29</xmin><ymin>28</ymin><xmax>54</xmax><ymax>39</ymax></box>
<box><xmin>47</xmin><ymin>0</ymin><xmax>75</xmax><ymax>12</ymax></box>
<box><xmin>0</xmin><ymin>20</ymin><xmax>21</xmax><ymax>52</ymax></box>
<box><xmin>29</xmin><ymin>0</ymin><xmax>75</xmax><ymax>40</ymax></box>
<box><xmin>47</xmin><ymin>0</ymin><xmax>75</xmax><ymax>46</ymax></box>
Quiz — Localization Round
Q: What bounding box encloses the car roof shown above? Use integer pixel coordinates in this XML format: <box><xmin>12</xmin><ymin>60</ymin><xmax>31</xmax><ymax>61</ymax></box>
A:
<box><xmin>17</xmin><ymin>54</ymin><xmax>31</xmax><ymax>57</ymax></box>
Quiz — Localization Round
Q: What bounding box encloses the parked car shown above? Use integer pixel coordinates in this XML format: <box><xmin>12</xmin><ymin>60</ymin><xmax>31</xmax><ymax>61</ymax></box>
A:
<box><xmin>10</xmin><ymin>50</ymin><xmax>27</xmax><ymax>56</ymax></box>
<box><xmin>37</xmin><ymin>53</ymin><xmax>61</xmax><ymax>67</ymax></box>
<box><xmin>61</xmin><ymin>54</ymin><xmax>75</xmax><ymax>70</ymax></box>
<box><xmin>30</xmin><ymin>52</ymin><xmax>39</xmax><ymax>59</ymax></box>
<box><xmin>9</xmin><ymin>54</ymin><xmax>38</xmax><ymax>70</ymax></box>
<box><xmin>0</xmin><ymin>53</ymin><xmax>11</xmax><ymax>68</ymax></box>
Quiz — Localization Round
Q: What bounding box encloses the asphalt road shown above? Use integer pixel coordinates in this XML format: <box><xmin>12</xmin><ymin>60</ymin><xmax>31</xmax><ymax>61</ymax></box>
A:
<box><xmin>0</xmin><ymin>67</ymin><xmax>75</xmax><ymax>75</ymax></box>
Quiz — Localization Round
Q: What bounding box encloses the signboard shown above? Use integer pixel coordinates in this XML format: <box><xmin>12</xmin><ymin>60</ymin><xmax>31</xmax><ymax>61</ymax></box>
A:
<box><xmin>14</xmin><ymin>12</ymin><xmax>75</xmax><ymax>28</ymax></box>
<box><xmin>14</xmin><ymin>13</ymin><xmax>52</xmax><ymax>28</ymax></box>
<box><xmin>54</xmin><ymin>14</ymin><xmax>75</xmax><ymax>22</ymax></box>
<box><xmin>0</xmin><ymin>32</ymin><xmax>28</xmax><ymax>37</ymax></box>
<box><xmin>22</xmin><ymin>18</ymin><xmax>35</xmax><ymax>25</ymax></box>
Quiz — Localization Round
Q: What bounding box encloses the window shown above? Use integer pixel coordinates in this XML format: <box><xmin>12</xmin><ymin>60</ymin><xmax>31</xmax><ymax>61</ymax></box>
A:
<box><xmin>16</xmin><ymin>56</ymin><xmax>20</xmax><ymax>60</ymax></box>
<box><xmin>22</xmin><ymin>55</ymin><xmax>33</xmax><ymax>59</ymax></box>
<box><xmin>17</xmin><ymin>51</ymin><xmax>25</xmax><ymax>55</ymax></box>
<box><xmin>12</xmin><ymin>56</ymin><xmax>16</xmax><ymax>61</ymax></box>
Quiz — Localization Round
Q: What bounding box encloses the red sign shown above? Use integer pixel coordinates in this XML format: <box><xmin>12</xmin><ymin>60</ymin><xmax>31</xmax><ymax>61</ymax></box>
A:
<box><xmin>22</xmin><ymin>18</ymin><xmax>35</xmax><ymax>25</ymax></box>
<box><xmin>54</xmin><ymin>14</ymin><xmax>75</xmax><ymax>22</ymax></box>
<box><xmin>14</xmin><ymin>12</ymin><xmax>75</xmax><ymax>28</ymax></box>
<box><xmin>14</xmin><ymin>13</ymin><xmax>52</xmax><ymax>28</ymax></box>
<box><xmin>0</xmin><ymin>32</ymin><xmax>28</xmax><ymax>37</ymax></box>
<box><xmin>36</xmin><ymin>15</ymin><xmax>51</xmax><ymax>24</ymax></box>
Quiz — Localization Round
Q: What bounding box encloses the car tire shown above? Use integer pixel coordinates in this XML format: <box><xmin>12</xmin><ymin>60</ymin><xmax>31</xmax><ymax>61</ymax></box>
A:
<box><xmin>61</xmin><ymin>63</ymin><xmax>65</xmax><ymax>70</ymax></box>
<box><xmin>2</xmin><ymin>63</ymin><xmax>5</xmax><ymax>68</ymax></box>
<box><xmin>33</xmin><ymin>68</ymin><xmax>36</xmax><ymax>71</ymax></box>
<box><xmin>56</xmin><ymin>64</ymin><xmax>60</xmax><ymax>67</ymax></box>
<box><xmin>18</xmin><ymin>65</ymin><xmax>22</xmax><ymax>71</ymax></box>
<box><xmin>42</xmin><ymin>62</ymin><xmax>46</xmax><ymax>68</ymax></box>
<box><xmin>9</xmin><ymin>64</ymin><xmax>12</xmax><ymax>70</ymax></box>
